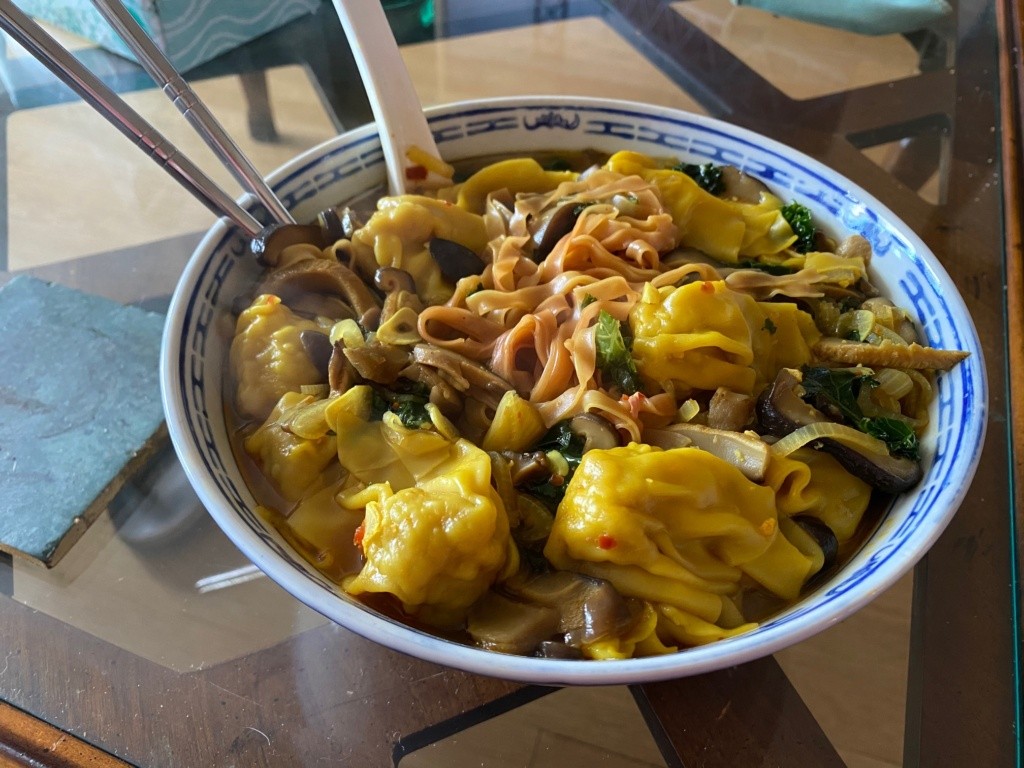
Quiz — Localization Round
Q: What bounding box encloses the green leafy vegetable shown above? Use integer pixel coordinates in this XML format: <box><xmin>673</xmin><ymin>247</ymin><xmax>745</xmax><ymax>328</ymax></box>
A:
<box><xmin>781</xmin><ymin>202</ymin><xmax>817</xmax><ymax>254</ymax></box>
<box><xmin>524</xmin><ymin>420</ymin><xmax>586</xmax><ymax>506</ymax></box>
<box><xmin>595</xmin><ymin>310</ymin><xmax>641</xmax><ymax>395</ymax></box>
<box><xmin>674</xmin><ymin>162</ymin><xmax>725</xmax><ymax>196</ymax></box>
<box><xmin>369</xmin><ymin>386</ymin><xmax>431</xmax><ymax>429</ymax></box>
<box><xmin>762</xmin><ymin>318</ymin><xmax>778</xmax><ymax>335</ymax></box>
<box><xmin>580</xmin><ymin>293</ymin><xmax>597</xmax><ymax>309</ymax></box>
<box><xmin>800</xmin><ymin>366</ymin><xmax>919</xmax><ymax>460</ymax></box>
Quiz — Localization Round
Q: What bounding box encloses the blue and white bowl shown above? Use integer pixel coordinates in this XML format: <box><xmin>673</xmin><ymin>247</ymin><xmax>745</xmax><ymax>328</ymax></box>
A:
<box><xmin>161</xmin><ymin>97</ymin><xmax>986</xmax><ymax>685</ymax></box>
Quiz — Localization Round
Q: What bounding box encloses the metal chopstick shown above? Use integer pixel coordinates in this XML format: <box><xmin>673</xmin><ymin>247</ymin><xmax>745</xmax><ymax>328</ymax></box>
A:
<box><xmin>90</xmin><ymin>0</ymin><xmax>295</xmax><ymax>225</ymax></box>
<box><xmin>0</xmin><ymin>0</ymin><xmax>264</xmax><ymax>238</ymax></box>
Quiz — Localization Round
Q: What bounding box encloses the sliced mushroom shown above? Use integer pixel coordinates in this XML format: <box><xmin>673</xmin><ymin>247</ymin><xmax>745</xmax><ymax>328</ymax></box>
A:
<box><xmin>374</xmin><ymin>268</ymin><xmax>424</xmax><ymax>332</ymax></box>
<box><xmin>499</xmin><ymin>451</ymin><xmax>553</xmax><ymax>486</ymax></box>
<box><xmin>530</xmin><ymin>202</ymin><xmax>582</xmax><ymax>260</ymax></box>
<box><xmin>299</xmin><ymin>330</ymin><xmax>333</xmax><ymax>377</ymax></box>
<box><xmin>374</xmin><ymin>267</ymin><xmax>417</xmax><ymax>295</ymax></box>
<box><xmin>793</xmin><ymin>516</ymin><xmax>839</xmax><ymax>573</ymax></box>
<box><xmin>343</xmin><ymin>342</ymin><xmax>411</xmax><ymax>385</ymax></box>
<box><xmin>248</xmin><ymin>205</ymin><xmax>358</xmax><ymax>268</ymax></box>
<box><xmin>719</xmin><ymin>165</ymin><xmax>771</xmax><ymax>204</ymax></box>
<box><xmin>707</xmin><ymin>388</ymin><xmax>756</xmax><ymax>432</ymax></box>
<box><xmin>328</xmin><ymin>341</ymin><xmax>359</xmax><ymax>393</ymax></box>
<box><xmin>399</xmin><ymin>362</ymin><xmax>463</xmax><ymax>416</ymax></box>
<box><xmin>428</xmin><ymin>238</ymin><xmax>485</xmax><ymax>282</ymax></box>
<box><xmin>466</xmin><ymin>592</ymin><xmax>560</xmax><ymax>656</ymax></box>
<box><xmin>249</xmin><ymin>222</ymin><xmax>324</xmax><ymax>267</ymax></box>
<box><xmin>535</xmin><ymin>640</ymin><xmax>585</xmax><ymax>659</ymax></box>
<box><xmin>505</xmin><ymin>571</ymin><xmax>638</xmax><ymax>646</ymax></box>
<box><xmin>646</xmin><ymin>423</ymin><xmax>769</xmax><ymax>482</ymax></box>
<box><xmin>411</xmin><ymin>344</ymin><xmax>513</xmax><ymax>409</ymax></box>
<box><xmin>569</xmin><ymin>413</ymin><xmax>621</xmax><ymax>452</ymax></box>
<box><xmin>257</xmin><ymin>259</ymin><xmax>381</xmax><ymax>321</ymax></box>
<box><xmin>757</xmin><ymin>368</ymin><xmax>922</xmax><ymax>493</ymax></box>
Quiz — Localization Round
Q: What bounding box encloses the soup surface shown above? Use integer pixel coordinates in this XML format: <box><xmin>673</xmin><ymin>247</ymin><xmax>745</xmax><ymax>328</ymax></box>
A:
<box><xmin>227</xmin><ymin>150</ymin><xmax>967</xmax><ymax>659</ymax></box>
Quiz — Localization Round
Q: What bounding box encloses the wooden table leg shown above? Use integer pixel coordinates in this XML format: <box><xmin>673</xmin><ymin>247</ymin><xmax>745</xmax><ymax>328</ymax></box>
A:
<box><xmin>631</xmin><ymin>656</ymin><xmax>845</xmax><ymax>768</ymax></box>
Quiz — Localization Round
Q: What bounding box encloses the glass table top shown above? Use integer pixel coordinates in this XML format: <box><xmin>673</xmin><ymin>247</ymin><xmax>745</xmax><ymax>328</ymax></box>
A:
<box><xmin>0</xmin><ymin>1</ymin><xmax>1018</xmax><ymax>766</ymax></box>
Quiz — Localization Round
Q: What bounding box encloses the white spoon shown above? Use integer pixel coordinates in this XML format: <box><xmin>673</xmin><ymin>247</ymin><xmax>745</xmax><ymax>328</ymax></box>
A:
<box><xmin>331</xmin><ymin>0</ymin><xmax>450</xmax><ymax>196</ymax></box>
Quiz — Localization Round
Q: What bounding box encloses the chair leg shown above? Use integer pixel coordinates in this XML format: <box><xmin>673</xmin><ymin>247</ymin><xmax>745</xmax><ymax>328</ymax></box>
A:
<box><xmin>238</xmin><ymin>69</ymin><xmax>278</xmax><ymax>143</ymax></box>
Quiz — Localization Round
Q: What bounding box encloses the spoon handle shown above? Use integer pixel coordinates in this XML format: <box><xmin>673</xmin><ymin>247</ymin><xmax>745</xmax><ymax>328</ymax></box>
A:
<box><xmin>331</xmin><ymin>0</ymin><xmax>448</xmax><ymax>196</ymax></box>
<box><xmin>90</xmin><ymin>0</ymin><xmax>295</xmax><ymax>225</ymax></box>
<box><xmin>0</xmin><ymin>0</ymin><xmax>263</xmax><ymax>237</ymax></box>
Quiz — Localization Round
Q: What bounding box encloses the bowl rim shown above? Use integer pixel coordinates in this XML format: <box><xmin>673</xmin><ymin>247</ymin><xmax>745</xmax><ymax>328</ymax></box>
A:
<box><xmin>161</xmin><ymin>95</ymin><xmax>988</xmax><ymax>685</ymax></box>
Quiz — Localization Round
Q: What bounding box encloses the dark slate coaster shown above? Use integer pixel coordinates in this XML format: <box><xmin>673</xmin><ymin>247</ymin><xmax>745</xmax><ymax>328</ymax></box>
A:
<box><xmin>0</xmin><ymin>276</ymin><xmax>167</xmax><ymax>566</ymax></box>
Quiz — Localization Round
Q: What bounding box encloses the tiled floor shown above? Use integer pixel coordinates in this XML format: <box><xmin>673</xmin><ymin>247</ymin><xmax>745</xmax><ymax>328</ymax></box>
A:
<box><xmin>2</xmin><ymin>4</ymin><xmax>923</xmax><ymax>766</ymax></box>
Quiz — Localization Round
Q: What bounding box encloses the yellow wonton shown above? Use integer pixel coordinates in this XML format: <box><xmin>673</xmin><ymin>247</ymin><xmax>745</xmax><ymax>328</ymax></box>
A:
<box><xmin>629</xmin><ymin>281</ymin><xmax>819</xmax><ymax>396</ymax></box>
<box><xmin>603</xmin><ymin>151</ymin><xmax>796</xmax><ymax>262</ymax></box>
<box><xmin>350</xmin><ymin>195</ymin><xmax>489</xmax><ymax>304</ymax></box>
<box><xmin>341</xmin><ymin>439</ymin><xmax>516</xmax><ymax>628</ymax></box>
<box><xmin>230</xmin><ymin>295</ymin><xmax>325</xmax><ymax>421</ymax></box>
<box><xmin>454</xmin><ymin>157</ymin><xmax>577</xmax><ymax>214</ymax></box>
<box><xmin>244</xmin><ymin>392</ymin><xmax>338</xmax><ymax>503</ymax></box>
<box><xmin>544</xmin><ymin>444</ymin><xmax>818</xmax><ymax>629</ymax></box>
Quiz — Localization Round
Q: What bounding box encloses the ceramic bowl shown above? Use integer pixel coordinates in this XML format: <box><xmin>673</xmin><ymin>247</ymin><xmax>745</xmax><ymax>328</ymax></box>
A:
<box><xmin>161</xmin><ymin>96</ymin><xmax>986</xmax><ymax>685</ymax></box>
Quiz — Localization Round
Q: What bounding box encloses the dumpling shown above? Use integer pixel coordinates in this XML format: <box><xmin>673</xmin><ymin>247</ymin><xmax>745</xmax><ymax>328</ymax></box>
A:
<box><xmin>244</xmin><ymin>392</ymin><xmax>338</xmax><ymax>502</ymax></box>
<box><xmin>545</xmin><ymin>444</ymin><xmax>821</xmax><ymax>629</ymax></box>
<box><xmin>230</xmin><ymin>294</ymin><xmax>324</xmax><ymax>421</ymax></box>
<box><xmin>351</xmin><ymin>196</ymin><xmax>490</xmax><ymax>304</ymax></box>
<box><xmin>629</xmin><ymin>281</ymin><xmax>819</xmax><ymax>396</ymax></box>
<box><xmin>341</xmin><ymin>438</ymin><xmax>516</xmax><ymax>628</ymax></box>
<box><xmin>603</xmin><ymin>151</ymin><xmax>796</xmax><ymax>262</ymax></box>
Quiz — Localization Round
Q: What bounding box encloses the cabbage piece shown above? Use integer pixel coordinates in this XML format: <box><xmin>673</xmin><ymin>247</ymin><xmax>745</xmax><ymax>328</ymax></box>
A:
<box><xmin>341</xmin><ymin>439</ymin><xmax>516</xmax><ymax>628</ymax></box>
<box><xmin>230</xmin><ymin>295</ymin><xmax>325</xmax><ymax>421</ymax></box>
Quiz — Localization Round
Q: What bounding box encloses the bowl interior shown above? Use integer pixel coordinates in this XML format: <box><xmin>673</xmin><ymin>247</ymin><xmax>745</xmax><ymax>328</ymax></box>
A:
<box><xmin>161</xmin><ymin>97</ymin><xmax>987</xmax><ymax>685</ymax></box>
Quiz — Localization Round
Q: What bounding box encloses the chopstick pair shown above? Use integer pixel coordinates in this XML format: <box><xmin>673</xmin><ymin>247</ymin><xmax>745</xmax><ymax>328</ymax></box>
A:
<box><xmin>0</xmin><ymin>0</ymin><xmax>291</xmax><ymax>238</ymax></box>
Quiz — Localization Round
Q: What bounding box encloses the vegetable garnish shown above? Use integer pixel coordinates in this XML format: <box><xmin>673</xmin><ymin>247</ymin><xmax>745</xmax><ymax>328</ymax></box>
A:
<box><xmin>674</xmin><ymin>162</ymin><xmax>725</xmax><ymax>196</ymax></box>
<box><xmin>781</xmin><ymin>202</ymin><xmax>817</xmax><ymax>254</ymax></box>
<box><xmin>800</xmin><ymin>366</ymin><xmax>920</xmax><ymax>459</ymax></box>
<box><xmin>526</xmin><ymin>420</ymin><xmax>587</xmax><ymax>505</ymax></box>
<box><xmin>594</xmin><ymin>310</ymin><xmax>641</xmax><ymax>395</ymax></box>
<box><xmin>370</xmin><ymin>386</ymin><xmax>432</xmax><ymax>429</ymax></box>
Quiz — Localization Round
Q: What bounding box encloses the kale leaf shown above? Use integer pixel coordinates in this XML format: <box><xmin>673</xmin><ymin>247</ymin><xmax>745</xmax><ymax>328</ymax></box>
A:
<box><xmin>675</xmin><ymin>162</ymin><xmax>725</xmax><ymax>196</ymax></box>
<box><xmin>523</xmin><ymin>420</ymin><xmax>587</xmax><ymax>507</ymax></box>
<box><xmin>369</xmin><ymin>386</ymin><xmax>431</xmax><ymax>429</ymax></box>
<box><xmin>800</xmin><ymin>366</ymin><xmax>919</xmax><ymax>460</ymax></box>
<box><xmin>595</xmin><ymin>310</ymin><xmax>641</xmax><ymax>395</ymax></box>
<box><xmin>781</xmin><ymin>201</ymin><xmax>817</xmax><ymax>254</ymax></box>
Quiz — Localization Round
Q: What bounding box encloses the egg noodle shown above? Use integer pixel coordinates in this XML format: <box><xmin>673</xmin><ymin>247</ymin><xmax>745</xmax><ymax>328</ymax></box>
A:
<box><xmin>228</xmin><ymin>151</ymin><xmax>967</xmax><ymax>659</ymax></box>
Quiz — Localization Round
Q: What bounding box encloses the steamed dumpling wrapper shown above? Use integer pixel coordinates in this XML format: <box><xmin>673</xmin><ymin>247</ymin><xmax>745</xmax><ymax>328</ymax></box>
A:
<box><xmin>629</xmin><ymin>281</ymin><xmax>820</xmax><ymax>396</ymax></box>
<box><xmin>340</xmin><ymin>436</ymin><xmax>517</xmax><ymax>628</ymax></box>
<box><xmin>544</xmin><ymin>444</ymin><xmax>822</xmax><ymax>633</ymax></box>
